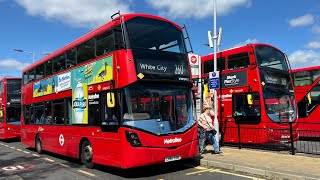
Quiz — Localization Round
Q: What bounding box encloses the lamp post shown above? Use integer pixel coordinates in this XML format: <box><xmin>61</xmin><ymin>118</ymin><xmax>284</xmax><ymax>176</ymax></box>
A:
<box><xmin>13</xmin><ymin>49</ymin><xmax>50</xmax><ymax>63</ymax></box>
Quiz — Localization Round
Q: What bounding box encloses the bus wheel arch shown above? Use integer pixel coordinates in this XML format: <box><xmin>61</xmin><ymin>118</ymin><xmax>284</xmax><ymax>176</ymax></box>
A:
<box><xmin>79</xmin><ymin>138</ymin><xmax>94</xmax><ymax>168</ymax></box>
<box><xmin>35</xmin><ymin>133</ymin><xmax>43</xmax><ymax>154</ymax></box>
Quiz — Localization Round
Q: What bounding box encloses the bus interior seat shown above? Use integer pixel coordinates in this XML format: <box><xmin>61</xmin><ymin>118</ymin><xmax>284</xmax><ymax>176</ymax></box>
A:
<box><xmin>123</xmin><ymin>113</ymin><xmax>150</xmax><ymax>120</ymax></box>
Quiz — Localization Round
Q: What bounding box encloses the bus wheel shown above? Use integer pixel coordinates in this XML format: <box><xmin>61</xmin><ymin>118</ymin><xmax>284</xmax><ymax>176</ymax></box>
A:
<box><xmin>81</xmin><ymin>141</ymin><xmax>94</xmax><ymax>168</ymax></box>
<box><xmin>35</xmin><ymin>135</ymin><xmax>43</xmax><ymax>154</ymax></box>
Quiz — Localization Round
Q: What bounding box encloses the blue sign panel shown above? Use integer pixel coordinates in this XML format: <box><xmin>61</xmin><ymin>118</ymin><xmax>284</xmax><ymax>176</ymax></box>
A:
<box><xmin>209</xmin><ymin>71</ymin><xmax>220</xmax><ymax>89</ymax></box>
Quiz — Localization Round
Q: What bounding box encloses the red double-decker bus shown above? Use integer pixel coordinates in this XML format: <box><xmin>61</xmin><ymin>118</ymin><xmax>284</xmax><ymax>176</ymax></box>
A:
<box><xmin>291</xmin><ymin>65</ymin><xmax>320</xmax><ymax>137</ymax></box>
<box><xmin>0</xmin><ymin>77</ymin><xmax>22</xmax><ymax>140</ymax></box>
<box><xmin>201</xmin><ymin>43</ymin><xmax>298</xmax><ymax>143</ymax></box>
<box><xmin>21</xmin><ymin>13</ymin><xmax>198</xmax><ymax>169</ymax></box>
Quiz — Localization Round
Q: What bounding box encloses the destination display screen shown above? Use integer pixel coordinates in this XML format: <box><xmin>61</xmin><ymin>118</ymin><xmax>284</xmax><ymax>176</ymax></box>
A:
<box><xmin>133</xmin><ymin>50</ymin><xmax>190</xmax><ymax>81</ymax></box>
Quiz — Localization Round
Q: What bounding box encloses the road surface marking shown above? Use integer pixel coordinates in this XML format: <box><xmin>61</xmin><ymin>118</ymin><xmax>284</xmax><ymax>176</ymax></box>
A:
<box><xmin>216</xmin><ymin>170</ymin><xmax>265</xmax><ymax>180</ymax></box>
<box><xmin>77</xmin><ymin>170</ymin><xmax>96</xmax><ymax>177</ymax></box>
<box><xmin>23</xmin><ymin>151</ymin><xmax>30</xmax><ymax>154</ymax></box>
<box><xmin>4</xmin><ymin>144</ymin><xmax>9</xmax><ymax>147</ymax></box>
<box><xmin>186</xmin><ymin>169</ymin><xmax>212</xmax><ymax>175</ymax></box>
<box><xmin>32</xmin><ymin>154</ymin><xmax>40</xmax><ymax>157</ymax></box>
<box><xmin>0</xmin><ymin>143</ymin><xmax>3</xmax><ymax>145</ymax></box>
<box><xmin>16</xmin><ymin>149</ymin><xmax>22</xmax><ymax>151</ymax></box>
<box><xmin>58</xmin><ymin>163</ymin><xmax>70</xmax><ymax>168</ymax></box>
<box><xmin>44</xmin><ymin>158</ymin><xmax>55</xmax><ymax>162</ymax></box>
<box><xmin>10</xmin><ymin>147</ymin><xmax>16</xmax><ymax>149</ymax></box>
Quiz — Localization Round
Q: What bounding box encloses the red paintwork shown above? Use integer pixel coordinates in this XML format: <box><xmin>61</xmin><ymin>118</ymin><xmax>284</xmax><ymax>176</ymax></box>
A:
<box><xmin>21</xmin><ymin>14</ymin><xmax>197</xmax><ymax>168</ymax></box>
<box><xmin>201</xmin><ymin>44</ymin><xmax>298</xmax><ymax>143</ymax></box>
<box><xmin>0</xmin><ymin>77</ymin><xmax>21</xmax><ymax>140</ymax></box>
<box><xmin>291</xmin><ymin>66</ymin><xmax>320</xmax><ymax>137</ymax></box>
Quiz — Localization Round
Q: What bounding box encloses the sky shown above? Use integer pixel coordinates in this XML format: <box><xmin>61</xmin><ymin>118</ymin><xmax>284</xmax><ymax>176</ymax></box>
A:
<box><xmin>1</xmin><ymin>0</ymin><xmax>320</xmax><ymax>78</ymax></box>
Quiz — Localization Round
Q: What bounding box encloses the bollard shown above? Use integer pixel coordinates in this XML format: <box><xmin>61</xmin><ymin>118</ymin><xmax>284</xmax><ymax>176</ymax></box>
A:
<box><xmin>289</xmin><ymin>122</ymin><xmax>295</xmax><ymax>155</ymax></box>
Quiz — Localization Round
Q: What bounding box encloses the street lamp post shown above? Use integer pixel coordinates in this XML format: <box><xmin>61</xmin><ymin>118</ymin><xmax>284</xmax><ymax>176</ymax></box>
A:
<box><xmin>13</xmin><ymin>49</ymin><xmax>50</xmax><ymax>63</ymax></box>
<box><xmin>13</xmin><ymin>49</ymin><xmax>35</xmax><ymax>63</ymax></box>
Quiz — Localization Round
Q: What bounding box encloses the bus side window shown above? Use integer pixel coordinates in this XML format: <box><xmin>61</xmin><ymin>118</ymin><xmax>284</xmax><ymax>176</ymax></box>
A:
<box><xmin>228</xmin><ymin>52</ymin><xmax>250</xmax><ymax>70</ymax></box>
<box><xmin>96</xmin><ymin>30</ymin><xmax>115</xmax><ymax>56</ymax></box>
<box><xmin>52</xmin><ymin>99</ymin><xmax>65</xmax><ymax>125</ymax></box>
<box><xmin>66</xmin><ymin>48</ymin><xmax>76</xmax><ymax>68</ymax></box>
<box><xmin>88</xmin><ymin>93</ymin><xmax>100</xmax><ymax>126</ymax></box>
<box><xmin>233</xmin><ymin>93</ymin><xmax>261</xmax><ymax>124</ymax></box>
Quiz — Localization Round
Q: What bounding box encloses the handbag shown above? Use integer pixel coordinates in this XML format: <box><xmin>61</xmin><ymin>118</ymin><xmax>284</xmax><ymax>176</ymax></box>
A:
<box><xmin>202</xmin><ymin>115</ymin><xmax>217</xmax><ymax>135</ymax></box>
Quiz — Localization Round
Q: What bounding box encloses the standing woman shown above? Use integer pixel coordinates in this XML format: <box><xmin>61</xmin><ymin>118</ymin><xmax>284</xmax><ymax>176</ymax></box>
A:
<box><xmin>198</xmin><ymin>105</ymin><xmax>222</xmax><ymax>155</ymax></box>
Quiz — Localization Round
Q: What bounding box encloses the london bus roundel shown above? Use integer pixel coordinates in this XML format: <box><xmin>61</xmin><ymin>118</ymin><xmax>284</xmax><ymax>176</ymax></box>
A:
<box><xmin>190</xmin><ymin>55</ymin><xmax>197</xmax><ymax>64</ymax></box>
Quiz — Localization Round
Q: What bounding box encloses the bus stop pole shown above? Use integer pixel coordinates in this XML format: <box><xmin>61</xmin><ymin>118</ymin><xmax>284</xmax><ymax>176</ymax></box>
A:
<box><xmin>213</xmin><ymin>0</ymin><xmax>220</xmax><ymax>147</ymax></box>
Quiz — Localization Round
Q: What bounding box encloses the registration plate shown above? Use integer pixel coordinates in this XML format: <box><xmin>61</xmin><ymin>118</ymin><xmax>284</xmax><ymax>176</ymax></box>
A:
<box><xmin>165</xmin><ymin>155</ymin><xmax>181</xmax><ymax>162</ymax></box>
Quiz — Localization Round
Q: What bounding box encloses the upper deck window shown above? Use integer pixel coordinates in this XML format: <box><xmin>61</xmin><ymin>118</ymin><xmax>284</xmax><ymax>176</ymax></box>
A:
<box><xmin>7</xmin><ymin>79</ymin><xmax>21</xmax><ymax>94</ymax></box>
<box><xmin>77</xmin><ymin>39</ymin><xmax>95</xmax><ymax>64</ymax></box>
<box><xmin>53</xmin><ymin>53</ymin><xmax>66</xmax><ymax>73</ymax></box>
<box><xmin>0</xmin><ymin>81</ymin><xmax>3</xmax><ymax>94</ymax></box>
<box><xmin>293</xmin><ymin>69</ymin><xmax>320</xmax><ymax>87</ymax></box>
<box><xmin>203</xmin><ymin>57</ymin><xmax>226</xmax><ymax>74</ymax></box>
<box><xmin>125</xmin><ymin>17</ymin><xmax>186</xmax><ymax>54</ymax></box>
<box><xmin>96</xmin><ymin>30</ymin><xmax>115</xmax><ymax>56</ymax></box>
<box><xmin>35</xmin><ymin>64</ymin><xmax>45</xmax><ymax>80</ymax></box>
<box><xmin>255</xmin><ymin>46</ymin><xmax>288</xmax><ymax>71</ymax></box>
<box><xmin>228</xmin><ymin>52</ymin><xmax>250</xmax><ymax>70</ymax></box>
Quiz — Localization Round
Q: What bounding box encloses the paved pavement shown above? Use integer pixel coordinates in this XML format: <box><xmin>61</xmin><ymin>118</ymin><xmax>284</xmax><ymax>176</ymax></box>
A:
<box><xmin>198</xmin><ymin>146</ymin><xmax>320</xmax><ymax>180</ymax></box>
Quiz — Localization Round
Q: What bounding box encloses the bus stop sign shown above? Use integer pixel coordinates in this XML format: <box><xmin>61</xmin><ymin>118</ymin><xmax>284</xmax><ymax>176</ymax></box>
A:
<box><xmin>209</xmin><ymin>71</ymin><xmax>220</xmax><ymax>89</ymax></box>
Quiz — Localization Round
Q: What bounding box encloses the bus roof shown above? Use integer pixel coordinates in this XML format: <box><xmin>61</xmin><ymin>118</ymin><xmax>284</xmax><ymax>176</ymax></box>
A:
<box><xmin>201</xmin><ymin>43</ymin><xmax>281</xmax><ymax>62</ymax></box>
<box><xmin>0</xmin><ymin>77</ymin><xmax>21</xmax><ymax>81</ymax></box>
<box><xmin>291</xmin><ymin>65</ymin><xmax>320</xmax><ymax>73</ymax></box>
<box><xmin>23</xmin><ymin>13</ymin><xmax>182</xmax><ymax>72</ymax></box>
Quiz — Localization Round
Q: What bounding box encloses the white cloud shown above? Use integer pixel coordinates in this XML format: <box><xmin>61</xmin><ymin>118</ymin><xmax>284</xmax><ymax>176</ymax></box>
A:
<box><xmin>306</xmin><ymin>41</ymin><xmax>320</xmax><ymax>49</ymax></box>
<box><xmin>14</xmin><ymin>0</ymin><xmax>134</xmax><ymax>28</ymax></box>
<box><xmin>232</xmin><ymin>39</ymin><xmax>259</xmax><ymax>47</ymax></box>
<box><xmin>0</xmin><ymin>58</ymin><xmax>30</xmax><ymax>71</ymax></box>
<box><xmin>145</xmin><ymin>0</ymin><xmax>252</xmax><ymax>19</ymax></box>
<box><xmin>288</xmin><ymin>50</ymin><xmax>320</xmax><ymax>69</ymax></box>
<box><xmin>289</xmin><ymin>14</ymin><xmax>314</xmax><ymax>27</ymax></box>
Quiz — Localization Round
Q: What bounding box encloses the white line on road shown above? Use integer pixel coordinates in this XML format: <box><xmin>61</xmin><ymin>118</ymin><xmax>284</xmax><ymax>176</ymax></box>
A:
<box><xmin>23</xmin><ymin>151</ymin><xmax>30</xmax><ymax>154</ymax></box>
<box><xmin>10</xmin><ymin>147</ymin><xmax>16</xmax><ymax>149</ymax></box>
<box><xmin>77</xmin><ymin>170</ymin><xmax>96</xmax><ymax>177</ymax></box>
<box><xmin>44</xmin><ymin>158</ymin><xmax>55</xmax><ymax>162</ymax></box>
<box><xmin>58</xmin><ymin>163</ymin><xmax>70</xmax><ymax>168</ymax></box>
<box><xmin>32</xmin><ymin>154</ymin><xmax>40</xmax><ymax>157</ymax></box>
<box><xmin>16</xmin><ymin>149</ymin><xmax>22</xmax><ymax>151</ymax></box>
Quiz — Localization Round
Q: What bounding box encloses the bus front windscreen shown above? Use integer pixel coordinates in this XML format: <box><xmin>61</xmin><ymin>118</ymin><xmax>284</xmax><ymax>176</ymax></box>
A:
<box><xmin>125</xmin><ymin>17</ymin><xmax>186</xmax><ymax>54</ymax></box>
<box><xmin>255</xmin><ymin>46</ymin><xmax>288</xmax><ymax>71</ymax></box>
<box><xmin>122</xmin><ymin>83</ymin><xmax>195</xmax><ymax>134</ymax></box>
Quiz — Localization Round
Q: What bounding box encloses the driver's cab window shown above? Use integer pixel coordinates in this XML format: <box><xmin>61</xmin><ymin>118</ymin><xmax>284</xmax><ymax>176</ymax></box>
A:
<box><xmin>233</xmin><ymin>92</ymin><xmax>261</xmax><ymax>124</ymax></box>
<box><xmin>102</xmin><ymin>92</ymin><xmax>119</xmax><ymax>128</ymax></box>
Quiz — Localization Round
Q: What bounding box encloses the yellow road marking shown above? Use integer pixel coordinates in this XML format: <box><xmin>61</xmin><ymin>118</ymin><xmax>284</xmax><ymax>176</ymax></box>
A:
<box><xmin>190</xmin><ymin>166</ymin><xmax>264</xmax><ymax>180</ymax></box>
<box><xmin>23</xmin><ymin>151</ymin><xmax>30</xmax><ymax>154</ymax></box>
<box><xmin>58</xmin><ymin>163</ymin><xmax>70</xmax><ymax>168</ymax></box>
<box><xmin>32</xmin><ymin>154</ymin><xmax>40</xmax><ymax>157</ymax></box>
<box><xmin>16</xmin><ymin>149</ymin><xmax>22</xmax><ymax>151</ymax></box>
<box><xmin>77</xmin><ymin>170</ymin><xmax>96</xmax><ymax>177</ymax></box>
<box><xmin>44</xmin><ymin>158</ymin><xmax>55</xmax><ymax>162</ymax></box>
<box><xmin>186</xmin><ymin>169</ymin><xmax>212</xmax><ymax>175</ymax></box>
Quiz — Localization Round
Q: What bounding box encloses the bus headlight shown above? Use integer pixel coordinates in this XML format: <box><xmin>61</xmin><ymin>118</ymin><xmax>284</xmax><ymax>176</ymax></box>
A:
<box><xmin>125</xmin><ymin>131</ymin><xmax>142</xmax><ymax>147</ymax></box>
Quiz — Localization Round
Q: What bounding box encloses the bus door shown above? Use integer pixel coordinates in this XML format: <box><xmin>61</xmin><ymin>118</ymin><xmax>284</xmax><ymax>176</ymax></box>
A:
<box><xmin>94</xmin><ymin>92</ymin><xmax>121</xmax><ymax>163</ymax></box>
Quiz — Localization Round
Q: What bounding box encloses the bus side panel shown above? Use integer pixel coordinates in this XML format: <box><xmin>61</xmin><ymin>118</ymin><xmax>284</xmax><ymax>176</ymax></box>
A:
<box><xmin>0</xmin><ymin>123</ymin><xmax>5</xmax><ymax>139</ymax></box>
<box><xmin>21</xmin><ymin>125</ymin><xmax>38</xmax><ymax>148</ymax></box>
<box><xmin>5</xmin><ymin>124</ymin><xmax>20</xmax><ymax>139</ymax></box>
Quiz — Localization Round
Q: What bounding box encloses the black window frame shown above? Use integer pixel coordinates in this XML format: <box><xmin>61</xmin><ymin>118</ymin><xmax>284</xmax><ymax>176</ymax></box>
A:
<box><xmin>232</xmin><ymin>92</ymin><xmax>261</xmax><ymax>124</ymax></box>
<box><xmin>203</xmin><ymin>57</ymin><xmax>226</xmax><ymax>74</ymax></box>
<box><xmin>228</xmin><ymin>52</ymin><xmax>250</xmax><ymax>70</ymax></box>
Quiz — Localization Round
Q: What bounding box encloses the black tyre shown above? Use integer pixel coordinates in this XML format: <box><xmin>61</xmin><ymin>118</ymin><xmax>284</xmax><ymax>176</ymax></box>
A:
<box><xmin>81</xmin><ymin>141</ymin><xmax>94</xmax><ymax>169</ymax></box>
<box><xmin>35</xmin><ymin>135</ymin><xmax>43</xmax><ymax>154</ymax></box>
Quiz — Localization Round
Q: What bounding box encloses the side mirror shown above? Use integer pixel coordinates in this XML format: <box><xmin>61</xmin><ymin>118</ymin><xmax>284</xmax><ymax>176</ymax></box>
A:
<box><xmin>107</xmin><ymin>92</ymin><xmax>115</xmax><ymax>108</ymax></box>
<box><xmin>247</xmin><ymin>94</ymin><xmax>253</xmax><ymax>105</ymax></box>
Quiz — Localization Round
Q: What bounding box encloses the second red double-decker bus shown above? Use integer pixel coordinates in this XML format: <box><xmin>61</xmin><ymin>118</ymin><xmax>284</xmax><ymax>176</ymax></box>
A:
<box><xmin>292</xmin><ymin>66</ymin><xmax>320</xmax><ymax>138</ymax></box>
<box><xmin>0</xmin><ymin>77</ymin><xmax>22</xmax><ymax>140</ymax></box>
<box><xmin>21</xmin><ymin>13</ymin><xmax>198</xmax><ymax>169</ymax></box>
<box><xmin>201</xmin><ymin>43</ymin><xmax>298</xmax><ymax>144</ymax></box>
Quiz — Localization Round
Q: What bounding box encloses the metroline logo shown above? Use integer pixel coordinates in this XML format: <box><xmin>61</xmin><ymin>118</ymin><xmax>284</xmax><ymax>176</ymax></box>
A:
<box><xmin>164</xmin><ymin>137</ymin><xmax>182</xmax><ymax>144</ymax></box>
